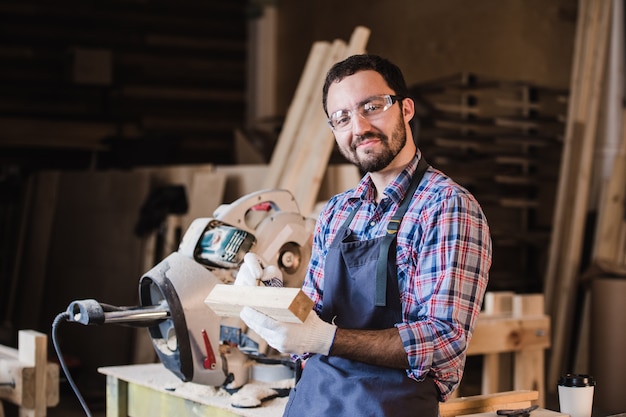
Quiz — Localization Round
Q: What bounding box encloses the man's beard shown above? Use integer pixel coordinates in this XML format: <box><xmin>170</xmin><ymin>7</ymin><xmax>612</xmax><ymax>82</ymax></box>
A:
<box><xmin>341</xmin><ymin>115</ymin><xmax>407</xmax><ymax>173</ymax></box>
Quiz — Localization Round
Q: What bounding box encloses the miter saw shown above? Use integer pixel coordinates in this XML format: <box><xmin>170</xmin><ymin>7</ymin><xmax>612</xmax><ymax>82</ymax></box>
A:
<box><xmin>60</xmin><ymin>189</ymin><xmax>315</xmax><ymax>391</ymax></box>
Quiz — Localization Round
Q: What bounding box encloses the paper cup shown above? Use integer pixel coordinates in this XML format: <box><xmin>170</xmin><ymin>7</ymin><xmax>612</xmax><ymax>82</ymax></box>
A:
<box><xmin>558</xmin><ymin>374</ymin><xmax>596</xmax><ymax>417</ymax></box>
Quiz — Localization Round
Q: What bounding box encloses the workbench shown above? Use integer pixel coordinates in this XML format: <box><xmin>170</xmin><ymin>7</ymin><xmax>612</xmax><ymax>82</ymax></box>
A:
<box><xmin>99</xmin><ymin>363</ymin><xmax>289</xmax><ymax>417</ymax></box>
<box><xmin>99</xmin><ymin>363</ymin><xmax>563</xmax><ymax>417</ymax></box>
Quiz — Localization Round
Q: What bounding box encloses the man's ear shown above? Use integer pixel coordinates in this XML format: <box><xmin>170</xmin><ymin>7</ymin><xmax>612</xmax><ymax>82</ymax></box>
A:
<box><xmin>402</xmin><ymin>97</ymin><xmax>415</xmax><ymax>123</ymax></box>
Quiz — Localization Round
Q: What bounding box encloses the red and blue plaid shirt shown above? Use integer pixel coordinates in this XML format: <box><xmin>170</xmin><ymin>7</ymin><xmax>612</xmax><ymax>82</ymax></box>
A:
<box><xmin>302</xmin><ymin>152</ymin><xmax>492</xmax><ymax>400</ymax></box>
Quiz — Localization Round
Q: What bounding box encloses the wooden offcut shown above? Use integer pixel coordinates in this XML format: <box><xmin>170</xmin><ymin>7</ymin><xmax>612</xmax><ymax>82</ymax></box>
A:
<box><xmin>205</xmin><ymin>285</ymin><xmax>314</xmax><ymax>323</ymax></box>
<box><xmin>0</xmin><ymin>330</ymin><xmax>59</xmax><ymax>417</ymax></box>
<box><xmin>440</xmin><ymin>390</ymin><xmax>538</xmax><ymax>417</ymax></box>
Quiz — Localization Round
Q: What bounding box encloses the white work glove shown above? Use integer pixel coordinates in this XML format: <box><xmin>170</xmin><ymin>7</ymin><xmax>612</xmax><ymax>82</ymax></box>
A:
<box><xmin>234</xmin><ymin>253</ymin><xmax>283</xmax><ymax>287</ymax></box>
<box><xmin>240</xmin><ymin>307</ymin><xmax>337</xmax><ymax>356</ymax></box>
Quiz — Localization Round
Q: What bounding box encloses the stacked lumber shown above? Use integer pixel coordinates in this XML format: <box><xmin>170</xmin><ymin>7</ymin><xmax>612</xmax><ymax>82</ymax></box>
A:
<box><xmin>543</xmin><ymin>0</ymin><xmax>616</xmax><ymax>388</ymax></box>
<box><xmin>467</xmin><ymin>292</ymin><xmax>550</xmax><ymax>406</ymax></box>
<box><xmin>410</xmin><ymin>74</ymin><xmax>566</xmax><ymax>293</ymax></box>
<box><xmin>0</xmin><ymin>0</ymin><xmax>248</xmax><ymax>167</ymax></box>
<box><xmin>263</xmin><ymin>26</ymin><xmax>371</xmax><ymax>216</ymax></box>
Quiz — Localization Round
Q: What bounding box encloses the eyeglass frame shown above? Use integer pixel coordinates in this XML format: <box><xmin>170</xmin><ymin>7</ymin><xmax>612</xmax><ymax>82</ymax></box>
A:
<box><xmin>327</xmin><ymin>94</ymin><xmax>403</xmax><ymax>131</ymax></box>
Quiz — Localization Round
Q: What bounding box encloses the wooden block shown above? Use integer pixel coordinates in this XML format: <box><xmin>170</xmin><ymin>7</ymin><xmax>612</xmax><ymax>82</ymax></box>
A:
<box><xmin>513</xmin><ymin>294</ymin><xmax>545</xmax><ymax>317</ymax></box>
<box><xmin>468</xmin><ymin>315</ymin><xmax>550</xmax><ymax>355</ymax></box>
<box><xmin>204</xmin><ymin>285</ymin><xmax>314</xmax><ymax>323</ymax></box>
<box><xmin>483</xmin><ymin>291</ymin><xmax>515</xmax><ymax>315</ymax></box>
<box><xmin>440</xmin><ymin>390</ymin><xmax>538</xmax><ymax>417</ymax></box>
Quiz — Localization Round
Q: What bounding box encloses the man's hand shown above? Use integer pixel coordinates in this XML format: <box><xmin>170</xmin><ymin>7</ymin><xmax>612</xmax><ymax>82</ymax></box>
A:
<box><xmin>240</xmin><ymin>307</ymin><xmax>337</xmax><ymax>355</ymax></box>
<box><xmin>234</xmin><ymin>253</ymin><xmax>283</xmax><ymax>287</ymax></box>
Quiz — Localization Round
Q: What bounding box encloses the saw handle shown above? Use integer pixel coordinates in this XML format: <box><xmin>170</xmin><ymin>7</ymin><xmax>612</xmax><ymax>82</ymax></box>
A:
<box><xmin>201</xmin><ymin>329</ymin><xmax>217</xmax><ymax>369</ymax></box>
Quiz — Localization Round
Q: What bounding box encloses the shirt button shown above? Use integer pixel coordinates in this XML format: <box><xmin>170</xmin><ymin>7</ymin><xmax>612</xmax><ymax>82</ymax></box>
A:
<box><xmin>370</xmin><ymin>221</ymin><xmax>376</xmax><ymax>227</ymax></box>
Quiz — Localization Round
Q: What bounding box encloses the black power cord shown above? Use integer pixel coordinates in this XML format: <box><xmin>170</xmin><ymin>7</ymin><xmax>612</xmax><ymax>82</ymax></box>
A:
<box><xmin>51</xmin><ymin>311</ymin><xmax>93</xmax><ymax>417</ymax></box>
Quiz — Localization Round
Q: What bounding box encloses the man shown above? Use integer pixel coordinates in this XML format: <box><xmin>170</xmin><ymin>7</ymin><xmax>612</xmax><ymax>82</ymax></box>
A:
<box><xmin>237</xmin><ymin>54</ymin><xmax>492</xmax><ymax>416</ymax></box>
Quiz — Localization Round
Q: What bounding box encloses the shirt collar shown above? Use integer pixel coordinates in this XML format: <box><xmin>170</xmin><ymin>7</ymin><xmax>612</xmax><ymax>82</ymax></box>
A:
<box><xmin>348</xmin><ymin>151</ymin><xmax>422</xmax><ymax>205</ymax></box>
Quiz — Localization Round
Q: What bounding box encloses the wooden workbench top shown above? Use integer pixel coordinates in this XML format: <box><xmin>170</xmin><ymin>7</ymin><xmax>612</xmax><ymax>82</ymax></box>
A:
<box><xmin>99</xmin><ymin>363</ymin><xmax>289</xmax><ymax>417</ymax></box>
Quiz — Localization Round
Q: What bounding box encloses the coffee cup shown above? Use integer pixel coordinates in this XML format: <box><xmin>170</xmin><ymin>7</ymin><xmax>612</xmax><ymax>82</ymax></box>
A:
<box><xmin>558</xmin><ymin>374</ymin><xmax>596</xmax><ymax>417</ymax></box>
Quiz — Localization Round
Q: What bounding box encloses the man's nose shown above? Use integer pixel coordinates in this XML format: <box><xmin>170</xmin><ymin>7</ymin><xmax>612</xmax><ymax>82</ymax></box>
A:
<box><xmin>351</xmin><ymin>112</ymin><xmax>371</xmax><ymax>134</ymax></box>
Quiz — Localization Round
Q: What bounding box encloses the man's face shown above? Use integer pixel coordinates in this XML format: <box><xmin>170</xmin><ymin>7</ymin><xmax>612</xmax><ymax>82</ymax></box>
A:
<box><xmin>326</xmin><ymin>70</ymin><xmax>411</xmax><ymax>173</ymax></box>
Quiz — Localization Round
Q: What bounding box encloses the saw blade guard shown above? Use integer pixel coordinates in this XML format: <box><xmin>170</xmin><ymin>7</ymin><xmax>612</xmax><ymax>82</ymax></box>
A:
<box><xmin>139</xmin><ymin>251</ymin><xmax>228</xmax><ymax>386</ymax></box>
<box><xmin>213</xmin><ymin>189</ymin><xmax>315</xmax><ymax>288</ymax></box>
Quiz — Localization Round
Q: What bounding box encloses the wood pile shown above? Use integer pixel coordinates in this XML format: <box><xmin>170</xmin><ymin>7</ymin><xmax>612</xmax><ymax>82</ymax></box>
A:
<box><xmin>263</xmin><ymin>26</ymin><xmax>370</xmax><ymax>216</ymax></box>
<box><xmin>543</xmin><ymin>0</ymin><xmax>626</xmax><ymax>388</ymax></box>
<box><xmin>410</xmin><ymin>73</ymin><xmax>567</xmax><ymax>293</ymax></box>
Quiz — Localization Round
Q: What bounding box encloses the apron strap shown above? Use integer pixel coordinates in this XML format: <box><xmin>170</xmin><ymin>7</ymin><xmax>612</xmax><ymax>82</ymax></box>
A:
<box><xmin>375</xmin><ymin>157</ymin><xmax>429</xmax><ymax>306</ymax></box>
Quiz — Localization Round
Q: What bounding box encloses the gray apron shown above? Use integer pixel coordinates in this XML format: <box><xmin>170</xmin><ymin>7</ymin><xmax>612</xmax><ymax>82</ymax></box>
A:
<box><xmin>283</xmin><ymin>158</ymin><xmax>439</xmax><ymax>417</ymax></box>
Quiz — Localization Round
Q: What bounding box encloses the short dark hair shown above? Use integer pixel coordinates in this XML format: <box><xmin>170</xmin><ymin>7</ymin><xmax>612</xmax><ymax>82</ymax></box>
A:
<box><xmin>322</xmin><ymin>54</ymin><xmax>411</xmax><ymax>116</ymax></box>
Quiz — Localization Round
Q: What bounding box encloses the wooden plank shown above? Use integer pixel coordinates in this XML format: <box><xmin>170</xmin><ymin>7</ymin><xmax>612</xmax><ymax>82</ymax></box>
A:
<box><xmin>547</xmin><ymin>0</ymin><xmax>612</xmax><ymax>388</ymax></box>
<box><xmin>544</xmin><ymin>0</ymin><xmax>596</xmax><ymax>307</ymax></box>
<box><xmin>0</xmin><ymin>331</ymin><xmax>59</xmax><ymax>413</ymax></box>
<box><xmin>460</xmin><ymin>409</ymin><xmax>567</xmax><ymax>417</ymax></box>
<box><xmin>204</xmin><ymin>285</ymin><xmax>314</xmax><ymax>323</ymax></box>
<box><xmin>17</xmin><ymin>331</ymin><xmax>46</xmax><ymax>417</ymax></box>
<box><xmin>280</xmin><ymin>38</ymin><xmax>347</xmax><ymax>215</ymax></box>
<box><xmin>593</xmin><ymin>108</ymin><xmax>626</xmax><ymax>262</ymax></box>
<box><xmin>472</xmin><ymin>312</ymin><xmax>550</xmax><ymax>352</ymax></box>
<box><xmin>468</xmin><ymin>315</ymin><xmax>550</xmax><ymax>355</ymax></box>
<box><xmin>440</xmin><ymin>390</ymin><xmax>538</xmax><ymax>417</ymax></box>
<box><xmin>275</xmin><ymin>26</ymin><xmax>370</xmax><ymax>216</ymax></box>
<box><xmin>262</xmin><ymin>41</ymin><xmax>332</xmax><ymax>189</ymax></box>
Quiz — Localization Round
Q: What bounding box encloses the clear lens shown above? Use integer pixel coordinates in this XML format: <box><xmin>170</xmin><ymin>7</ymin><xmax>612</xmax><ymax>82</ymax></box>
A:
<box><xmin>328</xmin><ymin>94</ymin><xmax>399</xmax><ymax>131</ymax></box>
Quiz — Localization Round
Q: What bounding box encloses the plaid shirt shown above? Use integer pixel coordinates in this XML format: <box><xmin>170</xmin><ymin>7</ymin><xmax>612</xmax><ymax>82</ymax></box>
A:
<box><xmin>302</xmin><ymin>152</ymin><xmax>492</xmax><ymax>401</ymax></box>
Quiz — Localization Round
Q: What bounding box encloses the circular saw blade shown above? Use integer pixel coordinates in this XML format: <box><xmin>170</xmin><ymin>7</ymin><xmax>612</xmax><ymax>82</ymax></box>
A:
<box><xmin>277</xmin><ymin>240</ymin><xmax>312</xmax><ymax>289</ymax></box>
